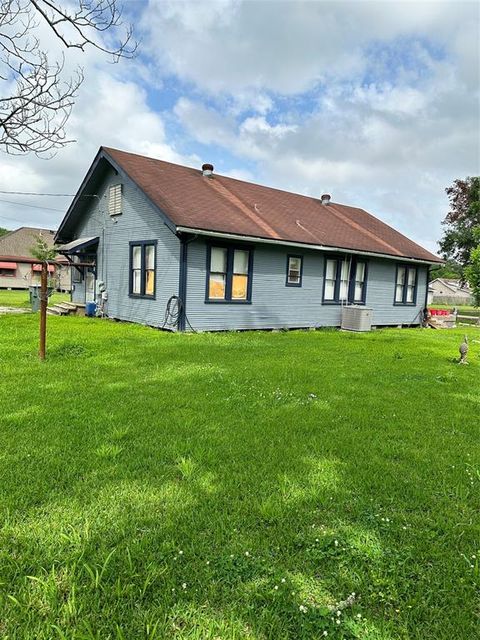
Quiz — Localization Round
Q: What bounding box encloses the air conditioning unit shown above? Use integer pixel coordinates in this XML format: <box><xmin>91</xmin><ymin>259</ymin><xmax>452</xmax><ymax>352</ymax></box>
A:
<box><xmin>341</xmin><ymin>306</ymin><xmax>373</xmax><ymax>332</ymax></box>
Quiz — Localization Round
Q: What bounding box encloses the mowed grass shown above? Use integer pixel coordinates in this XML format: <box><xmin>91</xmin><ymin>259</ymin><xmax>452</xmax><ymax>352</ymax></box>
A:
<box><xmin>0</xmin><ymin>315</ymin><xmax>479</xmax><ymax>640</ymax></box>
<box><xmin>0</xmin><ymin>289</ymin><xmax>70</xmax><ymax>308</ymax></box>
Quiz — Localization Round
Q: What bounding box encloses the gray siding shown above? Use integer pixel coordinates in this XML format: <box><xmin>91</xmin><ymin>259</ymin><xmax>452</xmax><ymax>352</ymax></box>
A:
<box><xmin>67</xmin><ymin>169</ymin><xmax>428</xmax><ymax>332</ymax></box>
<box><xmin>70</xmin><ymin>167</ymin><xmax>180</xmax><ymax>326</ymax></box>
<box><xmin>184</xmin><ymin>238</ymin><xmax>427</xmax><ymax>332</ymax></box>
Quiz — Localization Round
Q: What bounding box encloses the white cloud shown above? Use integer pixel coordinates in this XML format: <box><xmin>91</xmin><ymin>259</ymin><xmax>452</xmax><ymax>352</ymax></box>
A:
<box><xmin>0</xmin><ymin>0</ymin><xmax>478</xmax><ymax>256</ymax></box>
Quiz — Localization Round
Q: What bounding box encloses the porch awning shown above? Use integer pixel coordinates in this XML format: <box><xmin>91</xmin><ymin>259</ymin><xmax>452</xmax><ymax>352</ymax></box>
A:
<box><xmin>56</xmin><ymin>237</ymin><xmax>99</xmax><ymax>254</ymax></box>
<box><xmin>0</xmin><ymin>261</ymin><xmax>17</xmax><ymax>269</ymax></box>
<box><xmin>32</xmin><ymin>264</ymin><xmax>55</xmax><ymax>272</ymax></box>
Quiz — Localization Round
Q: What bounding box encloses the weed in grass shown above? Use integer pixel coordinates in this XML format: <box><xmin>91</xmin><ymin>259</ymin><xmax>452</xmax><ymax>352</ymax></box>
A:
<box><xmin>176</xmin><ymin>456</ymin><xmax>196</xmax><ymax>480</ymax></box>
<box><xmin>49</xmin><ymin>341</ymin><xmax>88</xmax><ymax>359</ymax></box>
<box><xmin>95</xmin><ymin>443</ymin><xmax>123</xmax><ymax>460</ymax></box>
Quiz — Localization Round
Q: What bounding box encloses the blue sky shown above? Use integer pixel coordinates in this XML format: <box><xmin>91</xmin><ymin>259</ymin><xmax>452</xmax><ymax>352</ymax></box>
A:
<box><xmin>0</xmin><ymin>0</ymin><xmax>479</xmax><ymax>253</ymax></box>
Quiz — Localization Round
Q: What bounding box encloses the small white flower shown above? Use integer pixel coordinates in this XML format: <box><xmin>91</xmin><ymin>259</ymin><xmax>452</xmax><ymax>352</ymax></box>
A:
<box><xmin>182</xmin><ymin>583</ymin><xmax>187</xmax><ymax>589</ymax></box>
<box><xmin>178</xmin><ymin>550</ymin><xmax>183</xmax><ymax>555</ymax></box>
<box><xmin>274</xmin><ymin>585</ymin><xmax>279</xmax><ymax>590</ymax></box>
<box><xmin>336</xmin><ymin>619</ymin><xmax>341</xmax><ymax>624</ymax></box>
<box><xmin>206</xmin><ymin>560</ymin><xmax>210</xmax><ymax>565</ymax></box>
<box><xmin>323</xmin><ymin>632</ymin><xmax>328</xmax><ymax>637</ymax></box>
<box><xmin>281</xmin><ymin>578</ymin><xmax>286</xmax><ymax>583</ymax></box>
<box><xmin>245</xmin><ymin>551</ymin><xmax>250</xmax><ymax>556</ymax></box>
<box><xmin>356</xmin><ymin>613</ymin><xmax>362</xmax><ymax>619</ymax></box>
<box><xmin>315</xmin><ymin>538</ymin><xmax>319</xmax><ymax>542</ymax></box>
<box><xmin>336</xmin><ymin>610</ymin><xmax>341</xmax><ymax>616</ymax></box>
<box><xmin>334</xmin><ymin>540</ymin><xmax>339</xmax><ymax>547</ymax></box>
<box><xmin>299</xmin><ymin>605</ymin><xmax>308</xmax><ymax>613</ymax></box>
<box><xmin>230</xmin><ymin>554</ymin><xmax>234</xmax><ymax>558</ymax></box>
<box><xmin>173</xmin><ymin>556</ymin><xmax>177</xmax><ymax>561</ymax></box>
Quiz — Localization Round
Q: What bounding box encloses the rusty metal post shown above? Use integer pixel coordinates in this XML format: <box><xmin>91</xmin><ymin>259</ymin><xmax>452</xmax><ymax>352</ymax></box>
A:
<box><xmin>39</xmin><ymin>262</ymin><xmax>47</xmax><ymax>360</ymax></box>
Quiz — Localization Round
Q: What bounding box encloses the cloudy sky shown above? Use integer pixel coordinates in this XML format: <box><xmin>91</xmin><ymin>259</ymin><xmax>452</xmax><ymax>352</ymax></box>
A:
<box><xmin>0</xmin><ymin>0</ymin><xmax>479</xmax><ymax>253</ymax></box>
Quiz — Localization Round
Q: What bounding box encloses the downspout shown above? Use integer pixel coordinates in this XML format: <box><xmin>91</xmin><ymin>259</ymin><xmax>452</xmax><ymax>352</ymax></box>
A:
<box><xmin>423</xmin><ymin>264</ymin><xmax>430</xmax><ymax>326</ymax></box>
<box><xmin>424</xmin><ymin>265</ymin><xmax>430</xmax><ymax>309</ymax></box>
<box><xmin>177</xmin><ymin>233</ymin><xmax>197</xmax><ymax>332</ymax></box>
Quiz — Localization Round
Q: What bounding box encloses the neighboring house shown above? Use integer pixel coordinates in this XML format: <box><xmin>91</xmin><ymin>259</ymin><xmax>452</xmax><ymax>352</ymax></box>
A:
<box><xmin>55</xmin><ymin>147</ymin><xmax>442</xmax><ymax>332</ymax></box>
<box><xmin>429</xmin><ymin>278</ymin><xmax>473</xmax><ymax>305</ymax></box>
<box><xmin>0</xmin><ymin>227</ymin><xmax>71</xmax><ymax>291</ymax></box>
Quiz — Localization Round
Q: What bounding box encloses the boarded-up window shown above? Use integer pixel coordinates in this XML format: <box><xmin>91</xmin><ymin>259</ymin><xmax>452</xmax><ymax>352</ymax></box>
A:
<box><xmin>130</xmin><ymin>241</ymin><xmax>156</xmax><ymax>297</ymax></box>
<box><xmin>207</xmin><ymin>245</ymin><xmax>252</xmax><ymax>302</ymax></box>
<box><xmin>108</xmin><ymin>184</ymin><xmax>122</xmax><ymax>216</ymax></box>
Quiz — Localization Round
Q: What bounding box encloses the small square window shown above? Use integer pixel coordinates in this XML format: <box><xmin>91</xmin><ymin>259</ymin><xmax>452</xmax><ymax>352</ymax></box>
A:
<box><xmin>286</xmin><ymin>256</ymin><xmax>303</xmax><ymax>286</ymax></box>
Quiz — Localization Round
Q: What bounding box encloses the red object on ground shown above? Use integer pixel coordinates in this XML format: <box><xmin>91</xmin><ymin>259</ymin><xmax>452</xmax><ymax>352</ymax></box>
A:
<box><xmin>430</xmin><ymin>309</ymin><xmax>450</xmax><ymax>316</ymax></box>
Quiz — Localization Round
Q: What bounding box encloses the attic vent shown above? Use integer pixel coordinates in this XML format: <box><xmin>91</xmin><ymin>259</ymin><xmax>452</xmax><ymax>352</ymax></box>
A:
<box><xmin>321</xmin><ymin>194</ymin><xmax>331</xmax><ymax>205</ymax></box>
<box><xmin>108</xmin><ymin>184</ymin><xmax>122</xmax><ymax>216</ymax></box>
<box><xmin>202</xmin><ymin>163</ymin><xmax>214</xmax><ymax>177</ymax></box>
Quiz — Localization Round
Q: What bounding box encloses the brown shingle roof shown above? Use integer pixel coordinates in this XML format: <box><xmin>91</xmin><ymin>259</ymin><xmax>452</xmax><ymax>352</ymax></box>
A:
<box><xmin>103</xmin><ymin>147</ymin><xmax>441</xmax><ymax>263</ymax></box>
<box><xmin>0</xmin><ymin>227</ymin><xmax>56</xmax><ymax>261</ymax></box>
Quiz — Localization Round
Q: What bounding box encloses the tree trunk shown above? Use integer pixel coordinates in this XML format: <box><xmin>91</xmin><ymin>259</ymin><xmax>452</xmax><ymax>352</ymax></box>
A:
<box><xmin>39</xmin><ymin>262</ymin><xmax>47</xmax><ymax>360</ymax></box>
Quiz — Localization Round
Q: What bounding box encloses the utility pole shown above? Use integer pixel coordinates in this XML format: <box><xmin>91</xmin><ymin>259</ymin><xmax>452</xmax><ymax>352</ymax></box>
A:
<box><xmin>39</xmin><ymin>262</ymin><xmax>47</xmax><ymax>360</ymax></box>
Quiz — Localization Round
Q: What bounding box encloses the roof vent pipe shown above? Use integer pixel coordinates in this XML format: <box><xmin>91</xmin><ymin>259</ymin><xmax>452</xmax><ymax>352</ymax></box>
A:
<box><xmin>202</xmin><ymin>163</ymin><xmax>214</xmax><ymax>177</ymax></box>
<box><xmin>321</xmin><ymin>193</ymin><xmax>331</xmax><ymax>205</ymax></box>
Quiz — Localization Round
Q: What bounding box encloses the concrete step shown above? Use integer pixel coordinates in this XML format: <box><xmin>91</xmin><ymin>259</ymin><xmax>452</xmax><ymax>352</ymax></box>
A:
<box><xmin>62</xmin><ymin>302</ymin><xmax>78</xmax><ymax>310</ymax></box>
<box><xmin>56</xmin><ymin>303</ymin><xmax>75</xmax><ymax>312</ymax></box>
<box><xmin>50</xmin><ymin>304</ymin><xmax>69</xmax><ymax>315</ymax></box>
<box><xmin>47</xmin><ymin>307</ymin><xmax>62</xmax><ymax>315</ymax></box>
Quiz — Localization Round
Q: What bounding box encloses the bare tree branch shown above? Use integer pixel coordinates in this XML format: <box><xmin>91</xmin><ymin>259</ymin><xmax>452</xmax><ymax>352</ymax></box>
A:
<box><xmin>0</xmin><ymin>0</ymin><xmax>137</xmax><ymax>155</ymax></box>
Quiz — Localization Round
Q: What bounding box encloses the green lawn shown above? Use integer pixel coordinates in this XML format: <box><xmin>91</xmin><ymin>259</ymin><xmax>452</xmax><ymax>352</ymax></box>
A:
<box><xmin>0</xmin><ymin>315</ymin><xmax>478</xmax><ymax>639</ymax></box>
<box><xmin>0</xmin><ymin>289</ymin><xmax>70</xmax><ymax>308</ymax></box>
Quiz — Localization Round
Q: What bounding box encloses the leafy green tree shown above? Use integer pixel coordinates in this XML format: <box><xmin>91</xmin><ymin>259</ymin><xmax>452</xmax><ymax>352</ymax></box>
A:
<box><xmin>0</xmin><ymin>227</ymin><xmax>9</xmax><ymax>236</ymax></box>
<box><xmin>30</xmin><ymin>233</ymin><xmax>57</xmax><ymax>262</ymax></box>
<box><xmin>464</xmin><ymin>227</ymin><xmax>480</xmax><ymax>307</ymax></box>
<box><xmin>429</xmin><ymin>259</ymin><xmax>463</xmax><ymax>281</ymax></box>
<box><xmin>439</xmin><ymin>177</ymin><xmax>480</xmax><ymax>269</ymax></box>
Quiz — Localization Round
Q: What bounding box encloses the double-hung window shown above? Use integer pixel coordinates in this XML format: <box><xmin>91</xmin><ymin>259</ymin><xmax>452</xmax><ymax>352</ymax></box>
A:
<box><xmin>207</xmin><ymin>245</ymin><xmax>252</xmax><ymax>302</ymax></box>
<box><xmin>286</xmin><ymin>255</ymin><xmax>303</xmax><ymax>286</ymax></box>
<box><xmin>129</xmin><ymin>241</ymin><xmax>156</xmax><ymax>298</ymax></box>
<box><xmin>395</xmin><ymin>265</ymin><xmax>417</xmax><ymax>304</ymax></box>
<box><xmin>323</xmin><ymin>256</ymin><xmax>368</xmax><ymax>304</ymax></box>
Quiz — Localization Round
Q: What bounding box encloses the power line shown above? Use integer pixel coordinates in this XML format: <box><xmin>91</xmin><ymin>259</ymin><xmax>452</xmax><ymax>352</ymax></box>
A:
<box><xmin>0</xmin><ymin>190</ymin><xmax>75</xmax><ymax>196</ymax></box>
<box><xmin>0</xmin><ymin>197</ymin><xmax>65</xmax><ymax>212</ymax></box>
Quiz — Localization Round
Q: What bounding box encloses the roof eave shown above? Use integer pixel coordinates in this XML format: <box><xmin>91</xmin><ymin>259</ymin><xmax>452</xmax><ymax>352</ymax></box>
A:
<box><xmin>176</xmin><ymin>226</ymin><xmax>443</xmax><ymax>265</ymax></box>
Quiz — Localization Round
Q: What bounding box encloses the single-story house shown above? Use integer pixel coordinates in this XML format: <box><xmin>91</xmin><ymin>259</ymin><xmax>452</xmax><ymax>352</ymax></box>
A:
<box><xmin>55</xmin><ymin>147</ymin><xmax>442</xmax><ymax>331</ymax></box>
<box><xmin>429</xmin><ymin>278</ymin><xmax>473</xmax><ymax>305</ymax></box>
<box><xmin>0</xmin><ymin>227</ymin><xmax>71</xmax><ymax>291</ymax></box>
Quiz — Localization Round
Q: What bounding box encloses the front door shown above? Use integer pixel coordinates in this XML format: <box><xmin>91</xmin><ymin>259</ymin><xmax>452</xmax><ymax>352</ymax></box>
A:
<box><xmin>85</xmin><ymin>269</ymin><xmax>95</xmax><ymax>303</ymax></box>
